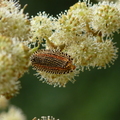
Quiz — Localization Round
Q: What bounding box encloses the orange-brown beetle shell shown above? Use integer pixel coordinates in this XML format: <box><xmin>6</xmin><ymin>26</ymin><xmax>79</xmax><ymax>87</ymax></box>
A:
<box><xmin>30</xmin><ymin>49</ymin><xmax>75</xmax><ymax>74</ymax></box>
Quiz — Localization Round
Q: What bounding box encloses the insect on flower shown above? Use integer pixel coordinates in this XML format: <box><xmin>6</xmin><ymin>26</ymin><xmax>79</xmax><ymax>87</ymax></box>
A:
<box><xmin>30</xmin><ymin>49</ymin><xmax>76</xmax><ymax>74</ymax></box>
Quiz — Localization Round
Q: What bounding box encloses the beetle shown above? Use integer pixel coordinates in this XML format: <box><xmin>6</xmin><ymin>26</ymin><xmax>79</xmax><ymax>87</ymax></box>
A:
<box><xmin>30</xmin><ymin>49</ymin><xmax>75</xmax><ymax>74</ymax></box>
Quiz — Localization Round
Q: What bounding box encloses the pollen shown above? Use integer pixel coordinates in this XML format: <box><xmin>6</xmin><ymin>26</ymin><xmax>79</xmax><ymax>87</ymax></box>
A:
<box><xmin>30</xmin><ymin>49</ymin><xmax>76</xmax><ymax>74</ymax></box>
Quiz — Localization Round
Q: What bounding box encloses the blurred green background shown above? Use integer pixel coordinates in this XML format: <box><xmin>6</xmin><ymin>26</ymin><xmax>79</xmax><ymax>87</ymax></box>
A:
<box><xmin>11</xmin><ymin>0</ymin><xmax>120</xmax><ymax>120</ymax></box>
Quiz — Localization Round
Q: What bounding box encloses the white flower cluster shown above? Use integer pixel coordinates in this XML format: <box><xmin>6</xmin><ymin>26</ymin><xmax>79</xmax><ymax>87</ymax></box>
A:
<box><xmin>0</xmin><ymin>0</ymin><xmax>120</xmax><ymax>119</ymax></box>
<box><xmin>0</xmin><ymin>0</ymin><xmax>31</xmax><ymax>98</ymax></box>
<box><xmin>32</xmin><ymin>116</ymin><xmax>59</xmax><ymax>120</ymax></box>
<box><xmin>0</xmin><ymin>0</ymin><xmax>30</xmax><ymax>41</ymax></box>
<box><xmin>0</xmin><ymin>106</ymin><xmax>26</xmax><ymax>120</ymax></box>
<box><xmin>30</xmin><ymin>1</ymin><xmax>119</xmax><ymax>87</ymax></box>
<box><xmin>0</xmin><ymin>0</ymin><xmax>120</xmax><ymax>94</ymax></box>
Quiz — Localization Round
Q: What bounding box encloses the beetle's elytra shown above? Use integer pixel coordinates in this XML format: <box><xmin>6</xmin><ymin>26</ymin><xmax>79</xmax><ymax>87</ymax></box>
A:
<box><xmin>30</xmin><ymin>49</ymin><xmax>75</xmax><ymax>74</ymax></box>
